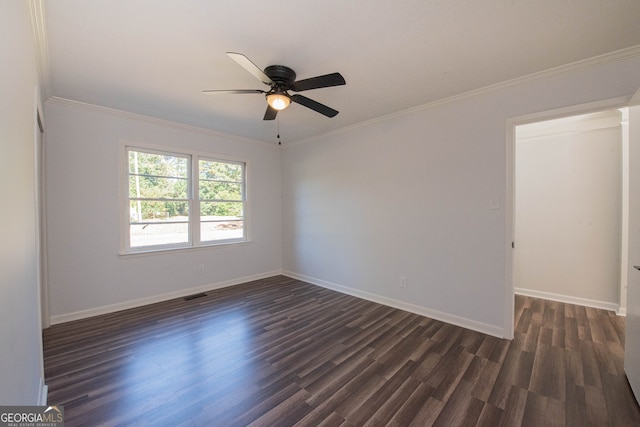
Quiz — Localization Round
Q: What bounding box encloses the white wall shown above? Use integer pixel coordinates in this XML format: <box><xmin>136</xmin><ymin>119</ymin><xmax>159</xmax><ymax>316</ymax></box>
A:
<box><xmin>0</xmin><ymin>1</ymin><xmax>45</xmax><ymax>404</ymax></box>
<box><xmin>45</xmin><ymin>100</ymin><xmax>282</xmax><ymax>322</ymax></box>
<box><xmin>282</xmin><ymin>53</ymin><xmax>640</xmax><ymax>337</ymax></box>
<box><xmin>515</xmin><ymin>111</ymin><xmax>622</xmax><ymax>309</ymax></box>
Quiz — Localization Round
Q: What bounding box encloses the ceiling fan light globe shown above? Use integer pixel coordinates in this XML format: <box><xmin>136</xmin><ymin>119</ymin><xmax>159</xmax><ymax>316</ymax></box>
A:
<box><xmin>266</xmin><ymin>93</ymin><xmax>290</xmax><ymax>111</ymax></box>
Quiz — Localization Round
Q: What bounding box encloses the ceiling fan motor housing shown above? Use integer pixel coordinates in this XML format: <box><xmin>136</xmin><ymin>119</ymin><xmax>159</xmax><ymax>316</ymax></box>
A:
<box><xmin>265</xmin><ymin>65</ymin><xmax>296</xmax><ymax>89</ymax></box>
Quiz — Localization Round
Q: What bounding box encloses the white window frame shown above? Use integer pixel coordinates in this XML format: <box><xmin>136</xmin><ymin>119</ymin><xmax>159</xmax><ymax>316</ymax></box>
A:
<box><xmin>120</xmin><ymin>142</ymin><xmax>249</xmax><ymax>255</ymax></box>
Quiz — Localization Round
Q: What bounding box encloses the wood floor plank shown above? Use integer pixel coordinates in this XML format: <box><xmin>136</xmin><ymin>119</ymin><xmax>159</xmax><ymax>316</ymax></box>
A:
<box><xmin>528</xmin><ymin>342</ymin><xmax>566</xmax><ymax>401</ymax></box>
<box><xmin>432</xmin><ymin>380</ymin><xmax>484</xmax><ymax>427</ymax></box>
<box><xmin>363</xmin><ymin>373</ymin><xmax>421</xmax><ymax>426</ymax></box>
<box><xmin>498</xmin><ymin>385</ymin><xmax>529</xmax><ymax>427</ymax></box>
<box><xmin>304</xmin><ymin>350</ymin><xmax>375</xmax><ymax>407</ymax></box>
<box><xmin>42</xmin><ymin>277</ymin><xmax>640</xmax><ymax>426</ymax></box>
<box><xmin>521</xmin><ymin>392</ymin><xmax>565</xmax><ymax>427</ymax></box>
<box><xmin>388</xmin><ymin>382</ymin><xmax>436</xmax><ymax>426</ymax></box>
<box><xmin>487</xmin><ymin>347</ymin><xmax>531</xmax><ymax>409</ymax></box>
<box><xmin>407</xmin><ymin>396</ymin><xmax>445</xmax><ymax>427</ymax></box>
<box><xmin>346</xmin><ymin>362</ymin><xmax>418</xmax><ymax>425</ymax></box>
<box><xmin>584</xmin><ymin>384</ymin><xmax>609</xmax><ymax>426</ymax></box>
<box><xmin>475</xmin><ymin>402</ymin><xmax>503</xmax><ymax>427</ymax></box>
<box><xmin>470</xmin><ymin>358</ymin><xmax>502</xmax><ymax>402</ymax></box>
<box><xmin>600</xmin><ymin>371</ymin><xmax>640</xmax><ymax>426</ymax></box>
<box><xmin>564</xmin><ymin>383</ymin><xmax>587</xmax><ymax>427</ymax></box>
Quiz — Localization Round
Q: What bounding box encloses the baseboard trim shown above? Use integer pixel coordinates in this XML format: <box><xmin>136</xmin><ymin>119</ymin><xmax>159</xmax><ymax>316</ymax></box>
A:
<box><xmin>49</xmin><ymin>270</ymin><xmax>283</xmax><ymax>325</ymax></box>
<box><xmin>514</xmin><ymin>287</ymin><xmax>622</xmax><ymax>314</ymax></box>
<box><xmin>37</xmin><ymin>377</ymin><xmax>47</xmax><ymax>406</ymax></box>
<box><xmin>283</xmin><ymin>271</ymin><xmax>505</xmax><ymax>339</ymax></box>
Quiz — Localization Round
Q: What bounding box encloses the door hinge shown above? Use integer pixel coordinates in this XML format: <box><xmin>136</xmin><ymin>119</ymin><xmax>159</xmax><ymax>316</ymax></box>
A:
<box><xmin>511</xmin><ymin>242</ymin><xmax>515</xmax><ymax>249</ymax></box>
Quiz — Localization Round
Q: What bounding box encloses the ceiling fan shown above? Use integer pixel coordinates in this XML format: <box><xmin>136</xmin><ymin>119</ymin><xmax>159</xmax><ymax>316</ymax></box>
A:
<box><xmin>203</xmin><ymin>52</ymin><xmax>346</xmax><ymax>120</ymax></box>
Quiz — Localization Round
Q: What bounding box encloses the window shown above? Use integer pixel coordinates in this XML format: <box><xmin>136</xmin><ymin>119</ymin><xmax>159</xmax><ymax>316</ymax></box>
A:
<box><xmin>198</xmin><ymin>159</ymin><xmax>244</xmax><ymax>243</ymax></box>
<box><xmin>125</xmin><ymin>146</ymin><xmax>246</xmax><ymax>252</ymax></box>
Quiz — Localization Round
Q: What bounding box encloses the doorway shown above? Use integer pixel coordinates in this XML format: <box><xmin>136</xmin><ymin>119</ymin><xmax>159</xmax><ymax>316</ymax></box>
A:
<box><xmin>503</xmin><ymin>97</ymin><xmax>631</xmax><ymax>339</ymax></box>
<box><xmin>513</xmin><ymin>109</ymin><xmax>625</xmax><ymax>312</ymax></box>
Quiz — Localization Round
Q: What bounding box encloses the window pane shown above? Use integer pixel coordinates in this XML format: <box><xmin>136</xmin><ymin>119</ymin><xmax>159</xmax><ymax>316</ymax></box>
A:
<box><xmin>200</xmin><ymin>201</ymin><xmax>243</xmax><ymax>218</ymax></box>
<box><xmin>129</xmin><ymin>176</ymin><xmax>188</xmax><ymax>199</ymax></box>
<box><xmin>199</xmin><ymin>160</ymin><xmax>243</xmax><ymax>181</ymax></box>
<box><xmin>130</xmin><ymin>222</ymin><xmax>189</xmax><ymax>247</ymax></box>
<box><xmin>199</xmin><ymin>181</ymin><xmax>242</xmax><ymax>201</ymax></box>
<box><xmin>130</xmin><ymin>200</ymin><xmax>189</xmax><ymax>222</ymax></box>
<box><xmin>201</xmin><ymin>220</ymin><xmax>244</xmax><ymax>242</ymax></box>
<box><xmin>129</xmin><ymin>151</ymin><xmax>188</xmax><ymax>177</ymax></box>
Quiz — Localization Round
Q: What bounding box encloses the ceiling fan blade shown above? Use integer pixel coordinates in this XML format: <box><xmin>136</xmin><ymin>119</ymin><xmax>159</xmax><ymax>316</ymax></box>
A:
<box><xmin>202</xmin><ymin>89</ymin><xmax>265</xmax><ymax>95</ymax></box>
<box><xmin>291</xmin><ymin>73</ymin><xmax>346</xmax><ymax>92</ymax></box>
<box><xmin>226</xmin><ymin>52</ymin><xmax>273</xmax><ymax>85</ymax></box>
<box><xmin>263</xmin><ymin>106</ymin><xmax>278</xmax><ymax>121</ymax></box>
<box><xmin>291</xmin><ymin>94</ymin><xmax>339</xmax><ymax>118</ymax></box>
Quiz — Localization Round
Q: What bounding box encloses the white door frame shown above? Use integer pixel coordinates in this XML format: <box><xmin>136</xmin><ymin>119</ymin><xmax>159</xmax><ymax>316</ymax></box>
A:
<box><xmin>504</xmin><ymin>95</ymin><xmax>630</xmax><ymax>338</ymax></box>
<box><xmin>34</xmin><ymin>90</ymin><xmax>49</xmax><ymax>329</ymax></box>
<box><xmin>624</xmin><ymin>86</ymin><xmax>640</xmax><ymax>403</ymax></box>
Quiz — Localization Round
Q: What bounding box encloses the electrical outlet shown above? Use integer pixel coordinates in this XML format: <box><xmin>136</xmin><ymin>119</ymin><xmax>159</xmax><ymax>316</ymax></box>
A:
<box><xmin>198</xmin><ymin>264</ymin><xmax>205</xmax><ymax>275</ymax></box>
<box><xmin>399</xmin><ymin>276</ymin><xmax>408</xmax><ymax>288</ymax></box>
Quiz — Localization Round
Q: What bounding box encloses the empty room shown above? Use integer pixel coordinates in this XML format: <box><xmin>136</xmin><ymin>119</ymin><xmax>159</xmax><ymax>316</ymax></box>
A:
<box><xmin>3</xmin><ymin>1</ymin><xmax>640</xmax><ymax>425</ymax></box>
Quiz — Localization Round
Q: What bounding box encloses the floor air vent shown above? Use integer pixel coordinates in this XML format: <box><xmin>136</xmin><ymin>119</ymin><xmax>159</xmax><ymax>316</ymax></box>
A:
<box><xmin>183</xmin><ymin>292</ymin><xmax>207</xmax><ymax>301</ymax></box>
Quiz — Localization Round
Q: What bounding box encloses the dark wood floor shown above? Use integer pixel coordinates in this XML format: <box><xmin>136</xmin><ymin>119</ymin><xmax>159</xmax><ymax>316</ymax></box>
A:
<box><xmin>43</xmin><ymin>276</ymin><xmax>640</xmax><ymax>426</ymax></box>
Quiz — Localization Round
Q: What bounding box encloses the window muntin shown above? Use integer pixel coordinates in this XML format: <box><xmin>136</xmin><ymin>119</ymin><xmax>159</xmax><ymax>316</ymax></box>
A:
<box><xmin>125</xmin><ymin>147</ymin><xmax>246</xmax><ymax>252</ymax></box>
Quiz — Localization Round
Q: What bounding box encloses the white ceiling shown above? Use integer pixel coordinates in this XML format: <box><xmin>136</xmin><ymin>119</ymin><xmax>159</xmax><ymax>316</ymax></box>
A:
<box><xmin>40</xmin><ymin>0</ymin><xmax>640</xmax><ymax>143</ymax></box>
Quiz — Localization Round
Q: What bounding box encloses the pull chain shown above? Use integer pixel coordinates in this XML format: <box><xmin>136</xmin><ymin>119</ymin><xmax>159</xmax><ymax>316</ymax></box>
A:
<box><xmin>277</xmin><ymin>116</ymin><xmax>282</xmax><ymax>145</ymax></box>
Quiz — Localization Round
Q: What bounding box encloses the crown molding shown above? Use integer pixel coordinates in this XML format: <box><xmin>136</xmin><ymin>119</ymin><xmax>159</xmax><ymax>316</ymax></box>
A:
<box><xmin>28</xmin><ymin>0</ymin><xmax>52</xmax><ymax>101</ymax></box>
<box><xmin>47</xmin><ymin>96</ymin><xmax>276</xmax><ymax>147</ymax></box>
<box><xmin>288</xmin><ymin>44</ymin><xmax>640</xmax><ymax>147</ymax></box>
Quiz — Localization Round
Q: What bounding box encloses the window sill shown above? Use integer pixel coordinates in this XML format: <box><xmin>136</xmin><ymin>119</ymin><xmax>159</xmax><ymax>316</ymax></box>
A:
<box><xmin>118</xmin><ymin>240</ymin><xmax>252</xmax><ymax>258</ymax></box>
